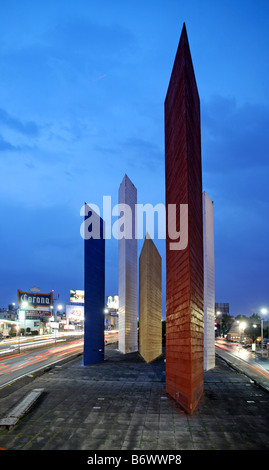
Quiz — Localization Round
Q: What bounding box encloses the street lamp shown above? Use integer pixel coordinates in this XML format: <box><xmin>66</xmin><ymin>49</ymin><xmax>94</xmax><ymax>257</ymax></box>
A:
<box><xmin>16</xmin><ymin>323</ymin><xmax>20</xmax><ymax>352</ymax></box>
<box><xmin>52</xmin><ymin>304</ymin><xmax>63</xmax><ymax>341</ymax></box>
<box><xmin>216</xmin><ymin>311</ymin><xmax>222</xmax><ymax>337</ymax></box>
<box><xmin>18</xmin><ymin>301</ymin><xmax>28</xmax><ymax>336</ymax></box>
<box><xmin>252</xmin><ymin>324</ymin><xmax>257</xmax><ymax>352</ymax></box>
<box><xmin>56</xmin><ymin>304</ymin><xmax>63</xmax><ymax>315</ymax></box>
<box><xmin>261</xmin><ymin>308</ymin><xmax>268</xmax><ymax>351</ymax></box>
<box><xmin>239</xmin><ymin>321</ymin><xmax>247</xmax><ymax>344</ymax></box>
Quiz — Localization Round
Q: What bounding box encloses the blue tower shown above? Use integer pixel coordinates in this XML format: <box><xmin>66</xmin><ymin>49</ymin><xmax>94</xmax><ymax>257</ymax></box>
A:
<box><xmin>83</xmin><ymin>204</ymin><xmax>105</xmax><ymax>365</ymax></box>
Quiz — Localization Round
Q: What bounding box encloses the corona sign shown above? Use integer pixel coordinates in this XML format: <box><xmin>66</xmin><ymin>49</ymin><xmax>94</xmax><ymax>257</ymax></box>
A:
<box><xmin>17</xmin><ymin>290</ymin><xmax>52</xmax><ymax>309</ymax></box>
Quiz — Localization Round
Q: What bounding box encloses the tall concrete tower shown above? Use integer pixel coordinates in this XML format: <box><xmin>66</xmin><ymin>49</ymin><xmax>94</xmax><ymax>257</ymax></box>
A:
<box><xmin>83</xmin><ymin>204</ymin><xmax>105</xmax><ymax>365</ymax></box>
<box><xmin>165</xmin><ymin>23</ymin><xmax>204</xmax><ymax>413</ymax></box>
<box><xmin>203</xmin><ymin>192</ymin><xmax>215</xmax><ymax>371</ymax></box>
<box><xmin>139</xmin><ymin>235</ymin><xmax>162</xmax><ymax>363</ymax></box>
<box><xmin>118</xmin><ymin>174</ymin><xmax>138</xmax><ymax>354</ymax></box>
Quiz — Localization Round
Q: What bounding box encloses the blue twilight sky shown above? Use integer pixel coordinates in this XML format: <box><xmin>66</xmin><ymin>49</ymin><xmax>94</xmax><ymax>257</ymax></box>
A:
<box><xmin>0</xmin><ymin>0</ymin><xmax>268</xmax><ymax>317</ymax></box>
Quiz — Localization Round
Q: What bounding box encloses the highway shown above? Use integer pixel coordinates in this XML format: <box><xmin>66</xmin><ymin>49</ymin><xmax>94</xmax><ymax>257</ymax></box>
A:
<box><xmin>3</xmin><ymin>334</ymin><xmax>267</xmax><ymax>394</ymax></box>
<box><xmin>0</xmin><ymin>338</ymin><xmax>83</xmax><ymax>389</ymax></box>
<box><xmin>0</xmin><ymin>331</ymin><xmax>83</xmax><ymax>351</ymax></box>
<box><xmin>215</xmin><ymin>337</ymin><xmax>269</xmax><ymax>392</ymax></box>
<box><xmin>0</xmin><ymin>330</ymin><xmax>118</xmax><ymax>390</ymax></box>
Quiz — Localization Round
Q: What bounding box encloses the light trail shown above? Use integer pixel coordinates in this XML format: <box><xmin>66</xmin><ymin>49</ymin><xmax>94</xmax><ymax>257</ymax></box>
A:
<box><xmin>215</xmin><ymin>341</ymin><xmax>269</xmax><ymax>380</ymax></box>
<box><xmin>0</xmin><ymin>335</ymin><xmax>115</xmax><ymax>388</ymax></box>
<box><xmin>0</xmin><ymin>340</ymin><xmax>83</xmax><ymax>381</ymax></box>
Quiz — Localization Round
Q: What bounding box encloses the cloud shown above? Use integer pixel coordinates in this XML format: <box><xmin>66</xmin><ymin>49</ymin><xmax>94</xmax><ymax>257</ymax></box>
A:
<box><xmin>92</xmin><ymin>74</ymin><xmax>108</xmax><ymax>82</ymax></box>
<box><xmin>0</xmin><ymin>136</ymin><xmax>19</xmax><ymax>152</ymax></box>
<box><xmin>122</xmin><ymin>137</ymin><xmax>163</xmax><ymax>169</ymax></box>
<box><xmin>0</xmin><ymin>108</ymin><xmax>40</xmax><ymax>153</ymax></box>
<box><xmin>0</xmin><ymin>134</ymin><xmax>35</xmax><ymax>153</ymax></box>
<box><xmin>200</xmin><ymin>96</ymin><xmax>269</xmax><ymax>315</ymax></box>
<box><xmin>0</xmin><ymin>108</ymin><xmax>40</xmax><ymax>136</ymax></box>
<box><xmin>49</xmin><ymin>17</ymin><xmax>136</xmax><ymax>58</ymax></box>
<box><xmin>201</xmin><ymin>95</ymin><xmax>269</xmax><ymax>173</ymax></box>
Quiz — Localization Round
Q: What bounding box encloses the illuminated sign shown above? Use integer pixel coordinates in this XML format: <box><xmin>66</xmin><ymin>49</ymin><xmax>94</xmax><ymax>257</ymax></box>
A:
<box><xmin>18</xmin><ymin>290</ymin><xmax>52</xmax><ymax>309</ymax></box>
<box><xmin>106</xmin><ymin>296</ymin><xmax>119</xmax><ymax>310</ymax></box>
<box><xmin>66</xmin><ymin>305</ymin><xmax>84</xmax><ymax>321</ymax></box>
<box><xmin>70</xmin><ymin>290</ymin><xmax>84</xmax><ymax>304</ymax></box>
<box><xmin>24</xmin><ymin>310</ymin><xmax>51</xmax><ymax>317</ymax></box>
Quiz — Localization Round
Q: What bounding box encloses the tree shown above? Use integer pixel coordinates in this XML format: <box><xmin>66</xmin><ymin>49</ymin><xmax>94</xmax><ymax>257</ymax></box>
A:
<box><xmin>235</xmin><ymin>314</ymin><xmax>249</xmax><ymax>324</ymax></box>
<box><xmin>245</xmin><ymin>313</ymin><xmax>263</xmax><ymax>342</ymax></box>
<box><xmin>235</xmin><ymin>314</ymin><xmax>263</xmax><ymax>343</ymax></box>
<box><xmin>220</xmin><ymin>314</ymin><xmax>234</xmax><ymax>335</ymax></box>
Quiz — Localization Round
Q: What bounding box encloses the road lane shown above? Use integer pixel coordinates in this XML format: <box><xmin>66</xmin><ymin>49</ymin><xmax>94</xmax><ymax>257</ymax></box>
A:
<box><xmin>0</xmin><ymin>339</ymin><xmax>83</xmax><ymax>389</ymax></box>
<box><xmin>0</xmin><ymin>333</ymin><xmax>82</xmax><ymax>355</ymax></box>
<box><xmin>215</xmin><ymin>339</ymin><xmax>269</xmax><ymax>392</ymax></box>
<box><xmin>0</xmin><ymin>331</ymin><xmax>118</xmax><ymax>389</ymax></box>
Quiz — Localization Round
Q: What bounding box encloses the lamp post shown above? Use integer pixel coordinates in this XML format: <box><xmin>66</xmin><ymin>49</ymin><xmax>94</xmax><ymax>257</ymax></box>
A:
<box><xmin>216</xmin><ymin>311</ymin><xmax>222</xmax><ymax>337</ymax></box>
<box><xmin>17</xmin><ymin>301</ymin><xmax>28</xmax><ymax>337</ymax></box>
<box><xmin>261</xmin><ymin>308</ymin><xmax>268</xmax><ymax>351</ymax></box>
<box><xmin>57</xmin><ymin>304</ymin><xmax>63</xmax><ymax>316</ymax></box>
<box><xmin>252</xmin><ymin>324</ymin><xmax>257</xmax><ymax>353</ymax></box>
<box><xmin>52</xmin><ymin>304</ymin><xmax>62</xmax><ymax>342</ymax></box>
<box><xmin>16</xmin><ymin>323</ymin><xmax>20</xmax><ymax>352</ymax></box>
<box><xmin>239</xmin><ymin>321</ymin><xmax>247</xmax><ymax>344</ymax></box>
<box><xmin>15</xmin><ymin>300</ymin><xmax>28</xmax><ymax>349</ymax></box>
<box><xmin>57</xmin><ymin>304</ymin><xmax>63</xmax><ymax>337</ymax></box>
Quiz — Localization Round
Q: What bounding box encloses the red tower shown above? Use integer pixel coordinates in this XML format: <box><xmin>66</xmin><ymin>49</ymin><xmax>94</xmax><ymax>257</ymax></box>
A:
<box><xmin>165</xmin><ymin>23</ymin><xmax>204</xmax><ymax>414</ymax></box>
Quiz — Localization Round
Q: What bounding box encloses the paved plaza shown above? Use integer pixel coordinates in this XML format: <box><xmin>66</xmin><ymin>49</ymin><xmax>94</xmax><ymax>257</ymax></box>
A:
<box><xmin>0</xmin><ymin>344</ymin><xmax>268</xmax><ymax>452</ymax></box>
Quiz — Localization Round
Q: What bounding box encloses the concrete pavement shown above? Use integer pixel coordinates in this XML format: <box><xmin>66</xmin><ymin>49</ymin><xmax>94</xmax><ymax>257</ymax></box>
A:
<box><xmin>0</xmin><ymin>344</ymin><xmax>269</xmax><ymax>452</ymax></box>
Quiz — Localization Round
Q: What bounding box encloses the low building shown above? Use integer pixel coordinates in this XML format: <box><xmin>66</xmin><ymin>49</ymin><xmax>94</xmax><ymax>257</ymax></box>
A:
<box><xmin>105</xmin><ymin>296</ymin><xmax>119</xmax><ymax>330</ymax></box>
<box><xmin>215</xmin><ymin>303</ymin><xmax>229</xmax><ymax>315</ymax></box>
<box><xmin>17</xmin><ymin>287</ymin><xmax>55</xmax><ymax>335</ymax></box>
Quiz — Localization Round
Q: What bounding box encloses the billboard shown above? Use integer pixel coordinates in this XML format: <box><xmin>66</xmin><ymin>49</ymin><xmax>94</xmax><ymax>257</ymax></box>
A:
<box><xmin>70</xmin><ymin>290</ymin><xmax>84</xmax><ymax>304</ymax></box>
<box><xmin>19</xmin><ymin>310</ymin><xmax>51</xmax><ymax>319</ymax></box>
<box><xmin>18</xmin><ymin>290</ymin><xmax>52</xmax><ymax>309</ymax></box>
<box><xmin>66</xmin><ymin>305</ymin><xmax>84</xmax><ymax>321</ymax></box>
<box><xmin>106</xmin><ymin>295</ymin><xmax>119</xmax><ymax>310</ymax></box>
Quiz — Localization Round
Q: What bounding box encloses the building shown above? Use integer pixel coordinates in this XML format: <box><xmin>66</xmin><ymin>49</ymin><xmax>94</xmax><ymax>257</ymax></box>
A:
<box><xmin>215</xmin><ymin>303</ymin><xmax>229</xmax><ymax>315</ymax></box>
<box><xmin>0</xmin><ymin>308</ymin><xmax>16</xmax><ymax>321</ymax></box>
<box><xmin>105</xmin><ymin>296</ymin><xmax>119</xmax><ymax>330</ymax></box>
<box><xmin>17</xmin><ymin>287</ymin><xmax>53</xmax><ymax>334</ymax></box>
<box><xmin>203</xmin><ymin>192</ymin><xmax>215</xmax><ymax>371</ymax></box>
<box><xmin>0</xmin><ymin>309</ymin><xmax>17</xmax><ymax>338</ymax></box>
<box><xmin>118</xmin><ymin>174</ymin><xmax>138</xmax><ymax>354</ymax></box>
<box><xmin>83</xmin><ymin>204</ymin><xmax>105</xmax><ymax>365</ymax></box>
<box><xmin>165</xmin><ymin>23</ymin><xmax>204</xmax><ymax>414</ymax></box>
<box><xmin>139</xmin><ymin>235</ymin><xmax>162</xmax><ymax>363</ymax></box>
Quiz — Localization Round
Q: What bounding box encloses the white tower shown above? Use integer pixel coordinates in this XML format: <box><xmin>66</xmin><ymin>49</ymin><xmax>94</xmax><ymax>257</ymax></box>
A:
<box><xmin>203</xmin><ymin>192</ymin><xmax>215</xmax><ymax>370</ymax></box>
<box><xmin>118</xmin><ymin>174</ymin><xmax>138</xmax><ymax>353</ymax></box>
